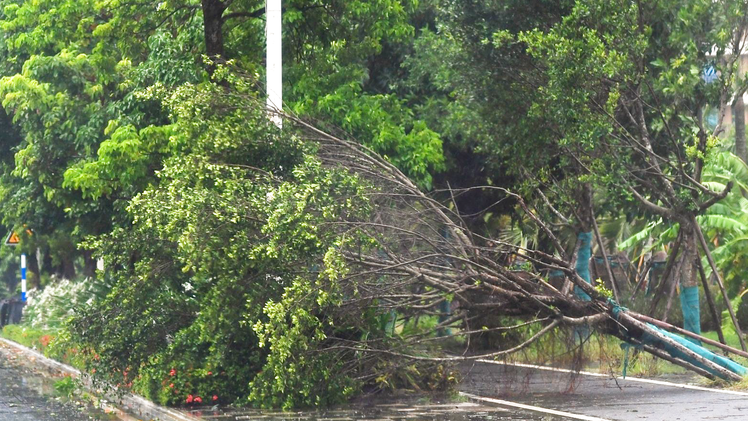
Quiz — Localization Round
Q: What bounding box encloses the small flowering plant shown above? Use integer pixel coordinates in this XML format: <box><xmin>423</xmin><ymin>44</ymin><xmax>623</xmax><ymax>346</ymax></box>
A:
<box><xmin>145</xmin><ymin>363</ymin><xmax>227</xmax><ymax>407</ymax></box>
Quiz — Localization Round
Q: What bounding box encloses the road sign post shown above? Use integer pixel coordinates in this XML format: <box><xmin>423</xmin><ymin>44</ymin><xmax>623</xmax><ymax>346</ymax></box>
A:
<box><xmin>5</xmin><ymin>230</ymin><xmax>29</xmax><ymax>302</ymax></box>
<box><xmin>20</xmin><ymin>253</ymin><xmax>26</xmax><ymax>302</ymax></box>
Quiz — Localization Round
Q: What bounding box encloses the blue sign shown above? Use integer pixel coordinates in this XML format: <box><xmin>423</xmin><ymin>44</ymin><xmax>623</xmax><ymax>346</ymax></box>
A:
<box><xmin>703</xmin><ymin>65</ymin><xmax>717</xmax><ymax>84</ymax></box>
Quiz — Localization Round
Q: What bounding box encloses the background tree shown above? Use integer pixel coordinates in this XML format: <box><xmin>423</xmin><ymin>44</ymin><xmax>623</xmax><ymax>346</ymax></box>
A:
<box><xmin>405</xmin><ymin>0</ymin><xmax>748</xmax><ymax>341</ymax></box>
<box><xmin>514</xmin><ymin>0</ymin><xmax>748</xmax><ymax>346</ymax></box>
<box><xmin>0</xmin><ymin>0</ymin><xmax>445</xmax><ymax>280</ymax></box>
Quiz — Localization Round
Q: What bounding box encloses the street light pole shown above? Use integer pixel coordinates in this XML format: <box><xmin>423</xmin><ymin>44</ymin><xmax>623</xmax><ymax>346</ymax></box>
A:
<box><xmin>266</xmin><ymin>0</ymin><xmax>282</xmax><ymax>128</ymax></box>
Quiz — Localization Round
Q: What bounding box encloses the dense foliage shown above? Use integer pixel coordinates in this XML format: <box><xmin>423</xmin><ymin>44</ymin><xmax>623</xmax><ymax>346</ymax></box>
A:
<box><xmin>0</xmin><ymin>0</ymin><xmax>746</xmax><ymax>410</ymax></box>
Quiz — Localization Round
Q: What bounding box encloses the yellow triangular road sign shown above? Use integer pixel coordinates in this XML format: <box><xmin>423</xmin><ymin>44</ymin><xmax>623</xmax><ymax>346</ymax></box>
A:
<box><xmin>4</xmin><ymin>231</ymin><xmax>20</xmax><ymax>246</ymax></box>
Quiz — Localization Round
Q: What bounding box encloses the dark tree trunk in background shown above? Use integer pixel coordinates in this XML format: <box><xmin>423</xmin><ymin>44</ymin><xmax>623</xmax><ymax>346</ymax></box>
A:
<box><xmin>28</xmin><ymin>251</ymin><xmax>40</xmax><ymax>289</ymax></box>
<box><xmin>202</xmin><ymin>0</ymin><xmax>227</xmax><ymax>63</ymax></box>
<box><xmin>82</xmin><ymin>250</ymin><xmax>97</xmax><ymax>278</ymax></box>
<box><xmin>53</xmin><ymin>253</ymin><xmax>76</xmax><ymax>280</ymax></box>
<box><xmin>43</xmin><ymin>248</ymin><xmax>52</xmax><ymax>278</ymax></box>
<box><xmin>62</xmin><ymin>256</ymin><xmax>76</xmax><ymax>280</ymax></box>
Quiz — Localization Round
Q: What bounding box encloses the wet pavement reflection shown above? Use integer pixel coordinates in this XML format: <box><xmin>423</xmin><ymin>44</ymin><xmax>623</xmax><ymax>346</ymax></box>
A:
<box><xmin>1</xmin><ymin>339</ymin><xmax>564</xmax><ymax>421</ymax></box>
<box><xmin>184</xmin><ymin>399</ymin><xmax>565</xmax><ymax>420</ymax></box>
<box><xmin>0</xmin><ymin>343</ymin><xmax>122</xmax><ymax>421</ymax></box>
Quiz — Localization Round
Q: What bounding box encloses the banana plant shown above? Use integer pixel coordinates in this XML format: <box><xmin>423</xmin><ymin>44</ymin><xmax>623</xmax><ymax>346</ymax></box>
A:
<box><xmin>620</xmin><ymin>151</ymin><xmax>748</xmax><ymax>298</ymax></box>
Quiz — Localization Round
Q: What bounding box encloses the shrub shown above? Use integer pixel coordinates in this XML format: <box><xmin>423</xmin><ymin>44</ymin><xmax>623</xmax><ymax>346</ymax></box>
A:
<box><xmin>24</xmin><ymin>276</ymin><xmax>107</xmax><ymax>331</ymax></box>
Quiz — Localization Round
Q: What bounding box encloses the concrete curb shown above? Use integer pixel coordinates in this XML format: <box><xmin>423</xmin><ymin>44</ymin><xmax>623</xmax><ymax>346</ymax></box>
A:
<box><xmin>0</xmin><ymin>336</ymin><xmax>199</xmax><ymax>421</ymax></box>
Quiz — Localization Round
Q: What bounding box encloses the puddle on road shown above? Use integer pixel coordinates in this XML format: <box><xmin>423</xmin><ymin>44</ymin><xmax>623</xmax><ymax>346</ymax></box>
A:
<box><xmin>17</xmin><ymin>369</ymin><xmax>125</xmax><ymax>420</ymax></box>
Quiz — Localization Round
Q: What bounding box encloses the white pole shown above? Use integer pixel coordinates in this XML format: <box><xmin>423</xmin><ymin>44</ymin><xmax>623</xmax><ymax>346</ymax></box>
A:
<box><xmin>266</xmin><ymin>0</ymin><xmax>282</xmax><ymax>128</ymax></box>
<box><xmin>20</xmin><ymin>253</ymin><xmax>26</xmax><ymax>302</ymax></box>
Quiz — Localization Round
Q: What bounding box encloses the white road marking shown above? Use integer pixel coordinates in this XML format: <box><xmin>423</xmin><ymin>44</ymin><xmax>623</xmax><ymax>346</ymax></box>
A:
<box><xmin>476</xmin><ymin>360</ymin><xmax>748</xmax><ymax>397</ymax></box>
<box><xmin>459</xmin><ymin>392</ymin><xmax>614</xmax><ymax>421</ymax></box>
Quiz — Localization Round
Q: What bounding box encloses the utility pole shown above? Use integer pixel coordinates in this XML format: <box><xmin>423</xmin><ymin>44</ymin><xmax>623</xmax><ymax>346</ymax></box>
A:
<box><xmin>266</xmin><ymin>0</ymin><xmax>282</xmax><ymax>128</ymax></box>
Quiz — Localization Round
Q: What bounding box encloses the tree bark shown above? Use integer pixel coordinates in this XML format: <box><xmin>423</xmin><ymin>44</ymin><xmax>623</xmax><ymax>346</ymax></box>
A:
<box><xmin>734</xmin><ymin>95</ymin><xmax>746</xmax><ymax>163</ymax></box>
<box><xmin>591</xmin><ymin>209</ymin><xmax>622</xmax><ymax>302</ymax></box>
<box><xmin>673</xmin><ymin>223</ymin><xmax>701</xmax><ymax>340</ymax></box>
<box><xmin>28</xmin><ymin>251</ymin><xmax>40</xmax><ymax>289</ymax></box>
<box><xmin>697</xmin><ymin>258</ymin><xmax>727</xmax><ymax>347</ymax></box>
<box><xmin>202</xmin><ymin>0</ymin><xmax>227</xmax><ymax>63</ymax></box>
<box><xmin>661</xmin><ymin>255</ymin><xmax>682</xmax><ymax>323</ymax></box>
<box><xmin>678</xmin><ymin>224</ymin><xmax>699</xmax><ymax>289</ymax></box>
<box><xmin>648</xmin><ymin>233</ymin><xmax>682</xmax><ymax>315</ymax></box>
<box><xmin>692</xmin><ymin>216</ymin><xmax>747</xmax><ymax>351</ymax></box>
<box><xmin>62</xmin><ymin>256</ymin><xmax>76</xmax><ymax>281</ymax></box>
<box><xmin>42</xmin><ymin>248</ymin><xmax>52</xmax><ymax>277</ymax></box>
<box><xmin>82</xmin><ymin>250</ymin><xmax>97</xmax><ymax>279</ymax></box>
<box><xmin>732</xmin><ymin>17</ymin><xmax>747</xmax><ymax>162</ymax></box>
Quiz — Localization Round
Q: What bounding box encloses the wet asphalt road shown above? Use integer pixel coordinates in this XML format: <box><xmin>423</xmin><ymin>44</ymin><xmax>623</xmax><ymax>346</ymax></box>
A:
<box><xmin>0</xmin><ymin>344</ymin><xmax>105</xmax><ymax>421</ymax></box>
<box><xmin>4</xmin><ymin>339</ymin><xmax>748</xmax><ymax>421</ymax></box>
<box><xmin>184</xmin><ymin>399</ymin><xmax>568</xmax><ymax>420</ymax></box>
<box><xmin>460</xmin><ymin>360</ymin><xmax>748</xmax><ymax>421</ymax></box>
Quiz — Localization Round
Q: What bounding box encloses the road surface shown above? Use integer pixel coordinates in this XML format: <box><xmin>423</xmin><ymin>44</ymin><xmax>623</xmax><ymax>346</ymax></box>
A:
<box><xmin>0</xmin><ymin>342</ymin><xmax>115</xmax><ymax>421</ymax></box>
<box><xmin>4</xmin><ymin>338</ymin><xmax>748</xmax><ymax>421</ymax></box>
<box><xmin>459</xmin><ymin>360</ymin><xmax>748</xmax><ymax>420</ymax></box>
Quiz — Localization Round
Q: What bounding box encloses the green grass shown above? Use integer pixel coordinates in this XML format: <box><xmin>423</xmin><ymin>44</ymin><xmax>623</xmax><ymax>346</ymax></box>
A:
<box><xmin>1</xmin><ymin>325</ymin><xmax>84</xmax><ymax>369</ymax></box>
<box><xmin>1</xmin><ymin>325</ymin><xmax>55</xmax><ymax>353</ymax></box>
<box><xmin>498</xmin><ymin>329</ymin><xmax>686</xmax><ymax>378</ymax></box>
<box><xmin>701</xmin><ymin>329</ymin><xmax>743</xmax><ymax>350</ymax></box>
<box><xmin>700</xmin><ymin>329</ymin><xmax>748</xmax><ymax>371</ymax></box>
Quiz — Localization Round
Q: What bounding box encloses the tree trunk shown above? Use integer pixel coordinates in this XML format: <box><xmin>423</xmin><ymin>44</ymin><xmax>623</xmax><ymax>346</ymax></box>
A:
<box><xmin>28</xmin><ymin>251</ymin><xmax>40</xmax><ymax>289</ymax></box>
<box><xmin>62</xmin><ymin>256</ymin><xmax>76</xmax><ymax>280</ymax></box>
<box><xmin>82</xmin><ymin>250</ymin><xmax>97</xmax><ymax>279</ymax></box>
<box><xmin>202</xmin><ymin>0</ymin><xmax>227</xmax><ymax>63</ymax></box>
<box><xmin>592</xmin><ymin>213</ymin><xmax>621</xmax><ymax>302</ymax></box>
<box><xmin>733</xmin><ymin>20</ymin><xmax>747</xmax><ymax>163</ymax></box>
<box><xmin>697</xmin><ymin>258</ymin><xmax>727</xmax><ymax>346</ymax></box>
<box><xmin>678</xmin><ymin>225</ymin><xmax>699</xmax><ymax>288</ymax></box>
<box><xmin>43</xmin><ymin>248</ymin><xmax>53</xmax><ymax>277</ymax></box>
<box><xmin>677</xmin><ymin>223</ymin><xmax>701</xmax><ymax>341</ymax></box>
<box><xmin>692</xmin><ymin>216</ymin><xmax>748</xmax><ymax>351</ymax></box>
<box><xmin>572</xmin><ymin>184</ymin><xmax>594</xmax><ymax>301</ymax></box>
<box><xmin>734</xmin><ymin>95</ymin><xmax>746</xmax><ymax>163</ymax></box>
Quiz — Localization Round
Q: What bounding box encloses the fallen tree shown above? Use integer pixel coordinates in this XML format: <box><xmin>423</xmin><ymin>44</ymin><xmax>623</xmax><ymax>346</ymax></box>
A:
<box><xmin>64</xmin><ymin>79</ymin><xmax>746</xmax><ymax>411</ymax></box>
<box><xmin>283</xmin><ymin>111</ymin><xmax>748</xmax><ymax>383</ymax></box>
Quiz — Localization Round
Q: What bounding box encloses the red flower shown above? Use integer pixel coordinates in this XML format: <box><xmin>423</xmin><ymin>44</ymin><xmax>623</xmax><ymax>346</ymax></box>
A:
<box><xmin>169</xmin><ymin>383</ymin><xmax>174</xmax><ymax>388</ymax></box>
<box><xmin>207</xmin><ymin>371</ymin><xmax>212</xmax><ymax>375</ymax></box>
<box><xmin>194</xmin><ymin>396</ymin><xmax>202</xmax><ymax>404</ymax></box>
<box><xmin>169</xmin><ymin>369</ymin><xmax>177</xmax><ymax>376</ymax></box>
<box><xmin>212</xmin><ymin>395</ymin><xmax>218</xmax><ymax>401</ymax></box>
<box><xmin>186</xmin><ymin>394</ymin><xmax>193</xmax><ymax>403</ymax></box>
